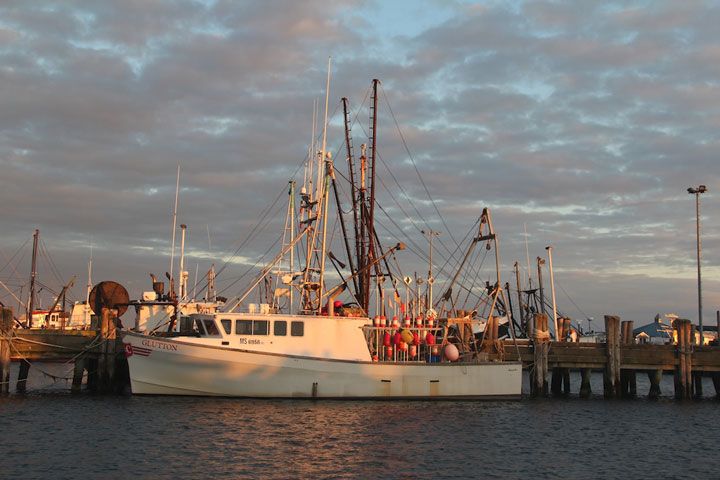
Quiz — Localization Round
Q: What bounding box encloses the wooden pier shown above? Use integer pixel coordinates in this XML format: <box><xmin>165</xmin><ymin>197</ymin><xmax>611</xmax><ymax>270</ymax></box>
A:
<box><xmin>501</xmin><ymin>314</ymin><xmax>720</xmax><ymax>399</ymax></box>
<box><xmin>1</xmin><ymin>306</ymin><xmax>127</xmax><ymax>394</ymax></box>
<box><xmin>3</xmin><ymin>306</ymin><xmax>720</xmax><ymax>399</ymax></box>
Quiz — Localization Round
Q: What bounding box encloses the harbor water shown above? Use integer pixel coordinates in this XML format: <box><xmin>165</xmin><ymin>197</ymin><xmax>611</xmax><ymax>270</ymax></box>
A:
<box><xmin>0</xmin><ymin>363</ymin><xmax>718</xmax><ymax>479</ymax></box>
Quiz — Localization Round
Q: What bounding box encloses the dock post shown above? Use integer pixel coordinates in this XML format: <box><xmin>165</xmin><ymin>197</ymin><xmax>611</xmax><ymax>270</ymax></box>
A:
<box><xmin>71</xmin><ymin>356</ymin><xmax>85</xmax><ymax>393</ymax></box>
<box><xmin>620</xmin><ymin>320</ymin><xmax>636</xmax><ymax>397</ymax></box>
<box><xmin>16</xmin><ymin>359</ymin><xmax>30</xmax><ymax>393</ymax></box>
<box><xmin>579</xmin><ymin>368</ymin><xmax>592</xmax><ymax>397</ymax></box>
<box><xmin>1</xmin><ymin>307</ymin><xmax>12</xmax><ymax>394</ymax></box>
<box><xmin>648</xmin><ymin>370</ymin><xmax>662</xmax><ymax>399</ymax></box>
<box><xmin>694</xmin><ymin>372</ymin><xmax>704</xmax><ymax>398</ymax></box>
<box><xmin>674</xmin><ymin>319</ymin><xmax>693</xmax><ymax>399</ymax></box>
<box><xmin>603</xmin><ymin>315</ymin><xmax>621</xmax><ymax>398</ymax></box>
<box><xmin>531</xmin><ymin>313</ymin><xmax>549</xmax><ymax>396</ymax></box>
<box><xmin>97</xmin><ymin>308</ymin><xmax>118</xmax><ymax>393</ymax></box>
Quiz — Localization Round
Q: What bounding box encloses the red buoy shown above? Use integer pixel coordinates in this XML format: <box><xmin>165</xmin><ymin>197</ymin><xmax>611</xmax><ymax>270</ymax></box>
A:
<box><xmin>425</xmin><ymin>332</ymin><xmax>435</xmax><ymax>345</ymax></box>
<box><xmin>393</xmin><ymin>331</ymin><xmax>402</xmax><ymax>345</ymax></box>
<box><xmin>383</xmin><ymin>332</ymin><xmax>391</xmax><ymax>346</ymax></box>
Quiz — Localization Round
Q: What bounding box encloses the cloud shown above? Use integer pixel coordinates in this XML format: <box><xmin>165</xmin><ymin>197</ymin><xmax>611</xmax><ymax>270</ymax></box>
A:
<box><xmin>0</xmin><ymin>0</ymin><xmax>717</xmax><ymax>327</ymax></box>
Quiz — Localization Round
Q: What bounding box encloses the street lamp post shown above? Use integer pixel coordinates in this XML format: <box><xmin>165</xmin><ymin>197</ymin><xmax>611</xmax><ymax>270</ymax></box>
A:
<box><xmin>687</xmin><ymin>185</ymin><xmax>707</xmax><ymax>342</ymax></box>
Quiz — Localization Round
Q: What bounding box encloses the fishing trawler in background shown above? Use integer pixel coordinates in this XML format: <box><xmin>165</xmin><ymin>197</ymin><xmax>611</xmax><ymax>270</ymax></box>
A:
<box><xmin>122</xmin><ymin>74</ymin><xmax>522</xmax><ymax>399</ymax></box>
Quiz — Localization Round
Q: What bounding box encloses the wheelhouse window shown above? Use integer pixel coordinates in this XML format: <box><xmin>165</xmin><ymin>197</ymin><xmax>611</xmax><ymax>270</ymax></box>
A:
<box><xmin>274</xmin><ymin>321</ymin><xmax>287</xmax><ymax>336</ymax></box>
<box><xmin>194</xmin><ymin>318</ymin><xmax>206</xmax><ymax>335</ymax></box>
<box><xmin>253</xmin><ymin>320</ymin><xmax>269</xmax><ymax>335</ymax></box>
<box><xmin>235</xmin><ymin>320</ymin><xmax>252</xmax><ymax>335</ymax></box>
<box><xmin>203</xmin><ymin>319</ymin><xmax>220</xmax><ymax>336</ymax></box>
<box><xmin>220</xmin><ymin>319</ymin><xmax>232</xmax><ymax>335</ymax></box>
<box><xmin>291</xmin><ymin>321</ymin><xmax>304</xmax><ymax>337</ymax></box>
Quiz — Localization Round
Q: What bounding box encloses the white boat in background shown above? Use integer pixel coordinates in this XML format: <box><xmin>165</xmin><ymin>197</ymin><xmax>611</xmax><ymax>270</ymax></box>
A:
<box><xmin>122</xmin><ymin>76</ymin><xmax>522</xmax><ymax>399</ymax></box>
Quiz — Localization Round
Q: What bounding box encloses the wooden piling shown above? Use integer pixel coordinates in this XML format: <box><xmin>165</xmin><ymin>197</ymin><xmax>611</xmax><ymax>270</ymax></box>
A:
<box><xmin>1</xmin><ymin>307</ymin><xmax>13</xmax><ymax>394</ymax></box>
<box><xmin>579</xmin><ymin>368</ymin><xmax>592</xmax><ymax>397</ymax></box>
<box><xmin>620</xmin><ymin>320</ymin><xmax>636</xmax><ymax>397</ymax></box>
<box><xmin>16</xmin><ymin>359</ymin><xmax>30</xmax><ymax>393</ymax></box>
<box><xmin>531</xmin><ymin>313</ymin><xmax>549</xmax><ymax>397</ymax></box>
<box><xmin>648</xmin><ymin>370</ymin><xmax>662</xmax><ymax>399</ymax></box>
<box><xmin>674</xmin><ymin>319</ymin><xmax>693</xmax><ymax>399</ymax></box>
<box><xmin>603</xmin><ymin>315</ymin><xmax>621</xmax><ymax>398</ymax></box>
<box><xmin>96</xmin><ymin>308</ymin><xmax>118</xmax><ymax>393</ymax></box>
<box><xmin>71</xmin><ymin>356</ymin><xmax>85</xmax><ymax>393</ymax></box>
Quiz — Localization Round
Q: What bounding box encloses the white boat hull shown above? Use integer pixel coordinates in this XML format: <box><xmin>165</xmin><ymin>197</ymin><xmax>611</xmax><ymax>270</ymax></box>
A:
<box><xmin>122</xmin><ymin>331</ymin><xmax>521</xmax><ymax>399</ymax></box>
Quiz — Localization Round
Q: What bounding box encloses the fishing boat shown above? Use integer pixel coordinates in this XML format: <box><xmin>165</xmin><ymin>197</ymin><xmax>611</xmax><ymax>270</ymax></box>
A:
<box><xmin>122</xmin><ymin>76</ymin><xmax>522</xmax><ymax>399</ymax></box>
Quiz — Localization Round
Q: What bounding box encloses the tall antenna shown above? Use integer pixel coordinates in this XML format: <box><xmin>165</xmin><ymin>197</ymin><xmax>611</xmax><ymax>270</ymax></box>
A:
<box><xmin>524</xmin><ymin>223</ymin><xmax>532</xmax><ymax>289</ymax></box>
<box><xmin>169</xmin><ymin>165</ymin><xmax>180</xmax><ymax>284</ymax></box>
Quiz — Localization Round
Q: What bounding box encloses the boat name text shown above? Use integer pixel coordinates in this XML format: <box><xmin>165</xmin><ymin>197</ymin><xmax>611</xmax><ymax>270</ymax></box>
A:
<box><xmin>141</xmin><ymin>339</ymin><xmax>178</xmax><ymax>351</ymax></box>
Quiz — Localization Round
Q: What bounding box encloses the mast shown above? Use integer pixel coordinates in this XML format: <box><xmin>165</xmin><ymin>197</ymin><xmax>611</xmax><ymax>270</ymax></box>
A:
<box><xmin>299</xmin><ymin>57</ymin><xmax>332</xmax><ymax>314</ymax></box>
<box><xmin>342</xmin><ymin>97</ymin><xmax>361</xmax><ymax>299</ymax></box>
<box><xmin>179</xmin><ymin>224</ymin><xmax>187</xmax><ymax>301</ymax></box>
<box><xmin>362</xmin><ymin>79</ymin><xmax>380</xmax><ymax>314</ymax></box>
<box><xmin>169</xmin><ymin>165</ymin><xmax>180</xmax><ymax>285</ymax></box>
<box><xmin>27</xmin><ymin>229</ymin><xmax>39</xmax><ymax>327</ymax></box>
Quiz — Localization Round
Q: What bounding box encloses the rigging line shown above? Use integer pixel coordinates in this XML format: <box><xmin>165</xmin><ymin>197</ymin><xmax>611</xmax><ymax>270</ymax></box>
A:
<box><xmin>379</xmin><ymin>83</ymin><xmax>460</xmax><ymax>250</ymax></box>
<box><xmin>371</xmin><ymin>132</ymin><xmax>465</xmax><ymax>272</ymax></box>
<box><xmin>214</xmin><ymin>178</ymin><xmax>294</xmax><ymax>279</ymax></box>
<box><xmin>0</xmin><ymin>237</ymin><xmax>31</xmax><ymax>282</ymax></box>
<box><xmin>557</xmin><ymin>281</ymin><xmax>590</xmax><ymax>320</ymax></box>
<box><xmin>431</xmin><ymin>215</ymin><xmax>483</xmax><ymax>296</ymax></box>
<box><xmin>216</xmin><ymin>226</ymin><xmax>284</xmax><ymax>297</ymax></box>
<box><xmin>37</xmin><ymin>238</ymin><xmax>63</xmax><ymax>286</ymax></box>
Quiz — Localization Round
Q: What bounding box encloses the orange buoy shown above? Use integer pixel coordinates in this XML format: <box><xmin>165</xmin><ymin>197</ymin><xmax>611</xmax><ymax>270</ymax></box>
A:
<box><xmin>400</xmin><ymin>341</ymin><xmax>408</xmax><ymax>352</ymax></box>
<box><xmin>409</xmin><ymin>344</ymin><xmax>417</xmax><ymax>358</ymax></box>
<box><xmin>444</xmin><ymin>343</ymin><xmax>459</xmax><ymax>361</ymax></box>
<box><xmin>431</xmin><ymin>345</ymin><xmax>439</xmax><ymax>355</ymax></box>
<box><xmin>386</xmin><ymin>345</ymin><xmax>393</xmax><ymax>357</ymax></box>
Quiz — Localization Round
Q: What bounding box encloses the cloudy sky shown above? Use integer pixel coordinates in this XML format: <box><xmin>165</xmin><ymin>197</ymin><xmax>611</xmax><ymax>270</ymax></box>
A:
<box><xmin>1</xmin><ymin>0</ymin><xmax>718</xmax><ymax>330</ymax></box>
